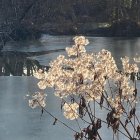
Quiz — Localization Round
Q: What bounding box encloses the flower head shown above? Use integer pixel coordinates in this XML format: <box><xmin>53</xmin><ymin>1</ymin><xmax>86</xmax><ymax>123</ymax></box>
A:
<box><xmin>33</xmin><ymin>69</ymin><xmax>45</xmax><ymax>79</ymax></box>
<box><xmin>121</xmin><ymin>56</ymin><xmax>139</xmax><ymax>73</ymax></box>
<box><xmin>63</xmin><ymin>103</ymin><xmax>79</xmax><ymax>120</ymax></box>
<box><xmin>28</xmin><ymin>92</ymin><xmax>47</xmax><ymax>109</ymax></box>
<box><xmin>73</xmin><ymin>36</ymin><xmax>89</xmax><ymax>46</ymax></box>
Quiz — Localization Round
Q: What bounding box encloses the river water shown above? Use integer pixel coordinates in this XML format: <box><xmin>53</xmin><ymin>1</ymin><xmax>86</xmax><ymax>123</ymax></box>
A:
<box><xmin>0</xmin><ymin>35</ymin><xmax>140</xmax><ymax>140</ymax></box>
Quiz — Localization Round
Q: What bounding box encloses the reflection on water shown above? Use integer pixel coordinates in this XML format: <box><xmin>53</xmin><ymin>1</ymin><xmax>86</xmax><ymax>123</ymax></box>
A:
<box><xmin>0</xmin><ymin>48</ymin><xmax>64</xmax><ymax>76</ymax></box>
<box><xmin>4</xmin><ymin>36</ymin><xmax>140</xmax><ymax>67</ymax></box>
<box><xmin>0</xmin><ymin>52</ymin><xmax>41</xmax><ymax>76</ymax></box>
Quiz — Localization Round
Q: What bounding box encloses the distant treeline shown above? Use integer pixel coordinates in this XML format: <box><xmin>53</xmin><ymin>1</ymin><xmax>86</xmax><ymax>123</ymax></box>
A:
<box><xmin>1</xmin><ymin>0</ymin><xmax>140</xmax><ymax>23</ymax></box>
<box><xmin>0</xmin><ymin>0</ymin><xmax>140</xmax><ymax>41</ymax></box>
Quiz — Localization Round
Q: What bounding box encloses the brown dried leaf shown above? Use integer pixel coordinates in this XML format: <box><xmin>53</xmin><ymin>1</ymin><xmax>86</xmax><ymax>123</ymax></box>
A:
<box><xmin>96</xmin><ymin>119</ymin><xmax>102</xmax><ymax>129</ymax></box>
<box><xmin>136</xmin><ymin>125</ymin><xmax>140</xmax><ymax>138</ymax></box>
<box><xmin>130</xmin><ymin>72</ymin><xmax>136</xmax><ymax>82</ymax></box>
<box><xmin>61</xmin><ymin>100</ymin><xmax>65</xmax><ymax>111</ymax></box>
<box><xmin>125</xmin><ymin>119</ymin><xmax>129</xmax><ymax>127</ymax></box>
<box><xmin>129</xmin><ymin>108</ymin><xmax>136</xmax><ymax>119</ymax></box>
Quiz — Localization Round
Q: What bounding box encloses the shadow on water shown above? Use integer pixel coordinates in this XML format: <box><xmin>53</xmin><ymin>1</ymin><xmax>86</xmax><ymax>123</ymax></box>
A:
<box><xmin>0</xmin><ymin>49</ymin><xmax>64</xmax><ymax>76</ymax></box>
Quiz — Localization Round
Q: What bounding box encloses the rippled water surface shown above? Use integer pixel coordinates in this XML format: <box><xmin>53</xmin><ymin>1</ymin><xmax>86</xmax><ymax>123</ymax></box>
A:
<box><xmin>0</xmin><ymin>36</ymin><xmax>140</xmax><ymax>140</ymax></box>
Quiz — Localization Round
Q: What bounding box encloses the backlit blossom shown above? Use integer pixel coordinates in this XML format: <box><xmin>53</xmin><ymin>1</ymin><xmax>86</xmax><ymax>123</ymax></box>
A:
<box><xmin>32</xmin><ymin>36</ymin><xmax>139</xmax><ymax>121</ymax></box>
<box><xmin>38</xmin><ymin>80</ymin><xmax>48</xmax><ymax>89</ymax></box>
<box><xmin>73</xmin><ymin>36</ymin><xmax>89</xmax><ymax>46</ymax></box>
<box><xmin>33</xmin><ymin>69</ymin><xmax>48</xmax><ymax>79</ymax></box>
<box><xmin>28</xmin><ymin>92</ymin><xmax>47</xmax><ymax>109</ymax></box>
<box><xmin>121</xmin><ymin>56</ymin><xmax>139</xmax><ymax>73</ymax></box>
<box><xmin>63</xmin><ymin>103</ymin><xmax>79</xmax><ymax>120</ymax></box>
<box><xmin>96</xmin><ymin>49</ymin><xmax>118</xmax><ymax>78</ymax></box>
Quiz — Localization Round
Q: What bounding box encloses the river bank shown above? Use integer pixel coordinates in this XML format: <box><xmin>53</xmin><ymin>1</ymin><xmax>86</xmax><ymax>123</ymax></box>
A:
<box><xmin>42</xmin><ymin>20</ymin><xmax>140</xmax><ymax>37</ymax></box>
<box><xmin>1</xmin><ymin>20</ymin><xmax>140</xmax><ymax>51</ymax></box>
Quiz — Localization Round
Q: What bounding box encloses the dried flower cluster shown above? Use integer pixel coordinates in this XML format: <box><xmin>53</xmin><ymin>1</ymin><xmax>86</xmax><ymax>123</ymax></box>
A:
<box><xmin>28</xmin><ymin>92</ymin><xmax>47</xmax><ymax>109</ymax></box>
<box><xmin>28</xmin><ymin>36</ymin><xmax>140</xmax><ymax>140</ymax></box>
<box><xmin>63</xmin><ymin>103</ymin><xmax>79</xmax><ymax>120</ymax></box>
<box><xmin>32</xmin><ymin>36</ymin><xmax>138</xmax><ymax>109</ymax></box>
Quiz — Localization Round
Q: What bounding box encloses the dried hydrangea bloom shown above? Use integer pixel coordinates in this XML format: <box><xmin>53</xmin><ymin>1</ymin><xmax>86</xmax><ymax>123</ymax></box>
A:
<box><xmin>28</xmin><ymin>92</ymin><xmax>47</xmax><ymax>109</ymax></box>
<box><xmin>63</xmin><ymin>103</ymin><xmax>79</xmax><ymax>120</ymax></box>
<box><xmin>73</xmin><ymin>36</ymin><xmax>89</xmax><ymax>46</ymax></box>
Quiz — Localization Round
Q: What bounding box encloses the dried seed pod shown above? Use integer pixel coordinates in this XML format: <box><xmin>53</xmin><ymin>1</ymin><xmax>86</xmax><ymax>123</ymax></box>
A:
<box><xmin>76</xmin><ymin>74</ymin><xmax>83</xmax><ymax>85</ymax></box>
<box><xmin>96</xmin><ymin>119</ymin><xmax>102</xmax><ymax>129</ymax></box>
<box><xmin>80</xmin><ymin>132</ymin><xmax>84</xmax><ymax>139</ymax></box>
<box><xmin>61</xmin><ymin>100</ymin><xmax>65</xmax><ymax>111</ymax></box>
<box><xmin>106</xmin><ymin>110</ymin><xmax>120</xmax><ymax>133</ymax></box>
<box><xmin>71</xmin><ymin>97</ymin><xmax>75</xmax><ymax>103</ymax></box>
<box><xmin>81</xmin><ymin>96</ymin><xmax>86</xmax><ymax>108</ymax></box>
<box><xmin>125</xmin><ymin>119</ymin><xmax>130</xmax><ymax>127</ymax></box>
<box><xmin>130</xmin><ymin>72</ymin><xmax>136</xmax><ymax>82</ymax></box>
<box><xmin>106</xmin><ymin>110</ymin><xmax>115</xmax><ymax>127</ymax></box>
<box><xmin>119</xmin><ymin>88</ymin><xmax>122</xmax><ymax>96</ymax></box>
<box><xmin>129</xmin><ymin>108</ymin><xmax>136</xmax><ymax>119</ymax></box>
<box><xmin>137</xmin><ymin>125</ymin><xmax>140</xmax><ymax>138</ymax></box>
<box><xmin>79</xmin><ymin>74</ymin><xmax>83</xmax><ymax>84</ymax></box>
<box><xmin>94</xmin><ymin>74</ymin><xmax>98</xmax><ymax>81</ymax></box>
<box><xmin>79</xmin><ymin>97</ymin><xmax>86</xmax><ymax>118</ymax></box>
<box><xmin>112</xmin><ymin>119</ymin><xmax>119</xmax><ymax>133</ymax></box>
<box><xmin>74</xmin><ymin>132</ymin><xmax>80</xmax><ymax>140</ymax></box>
